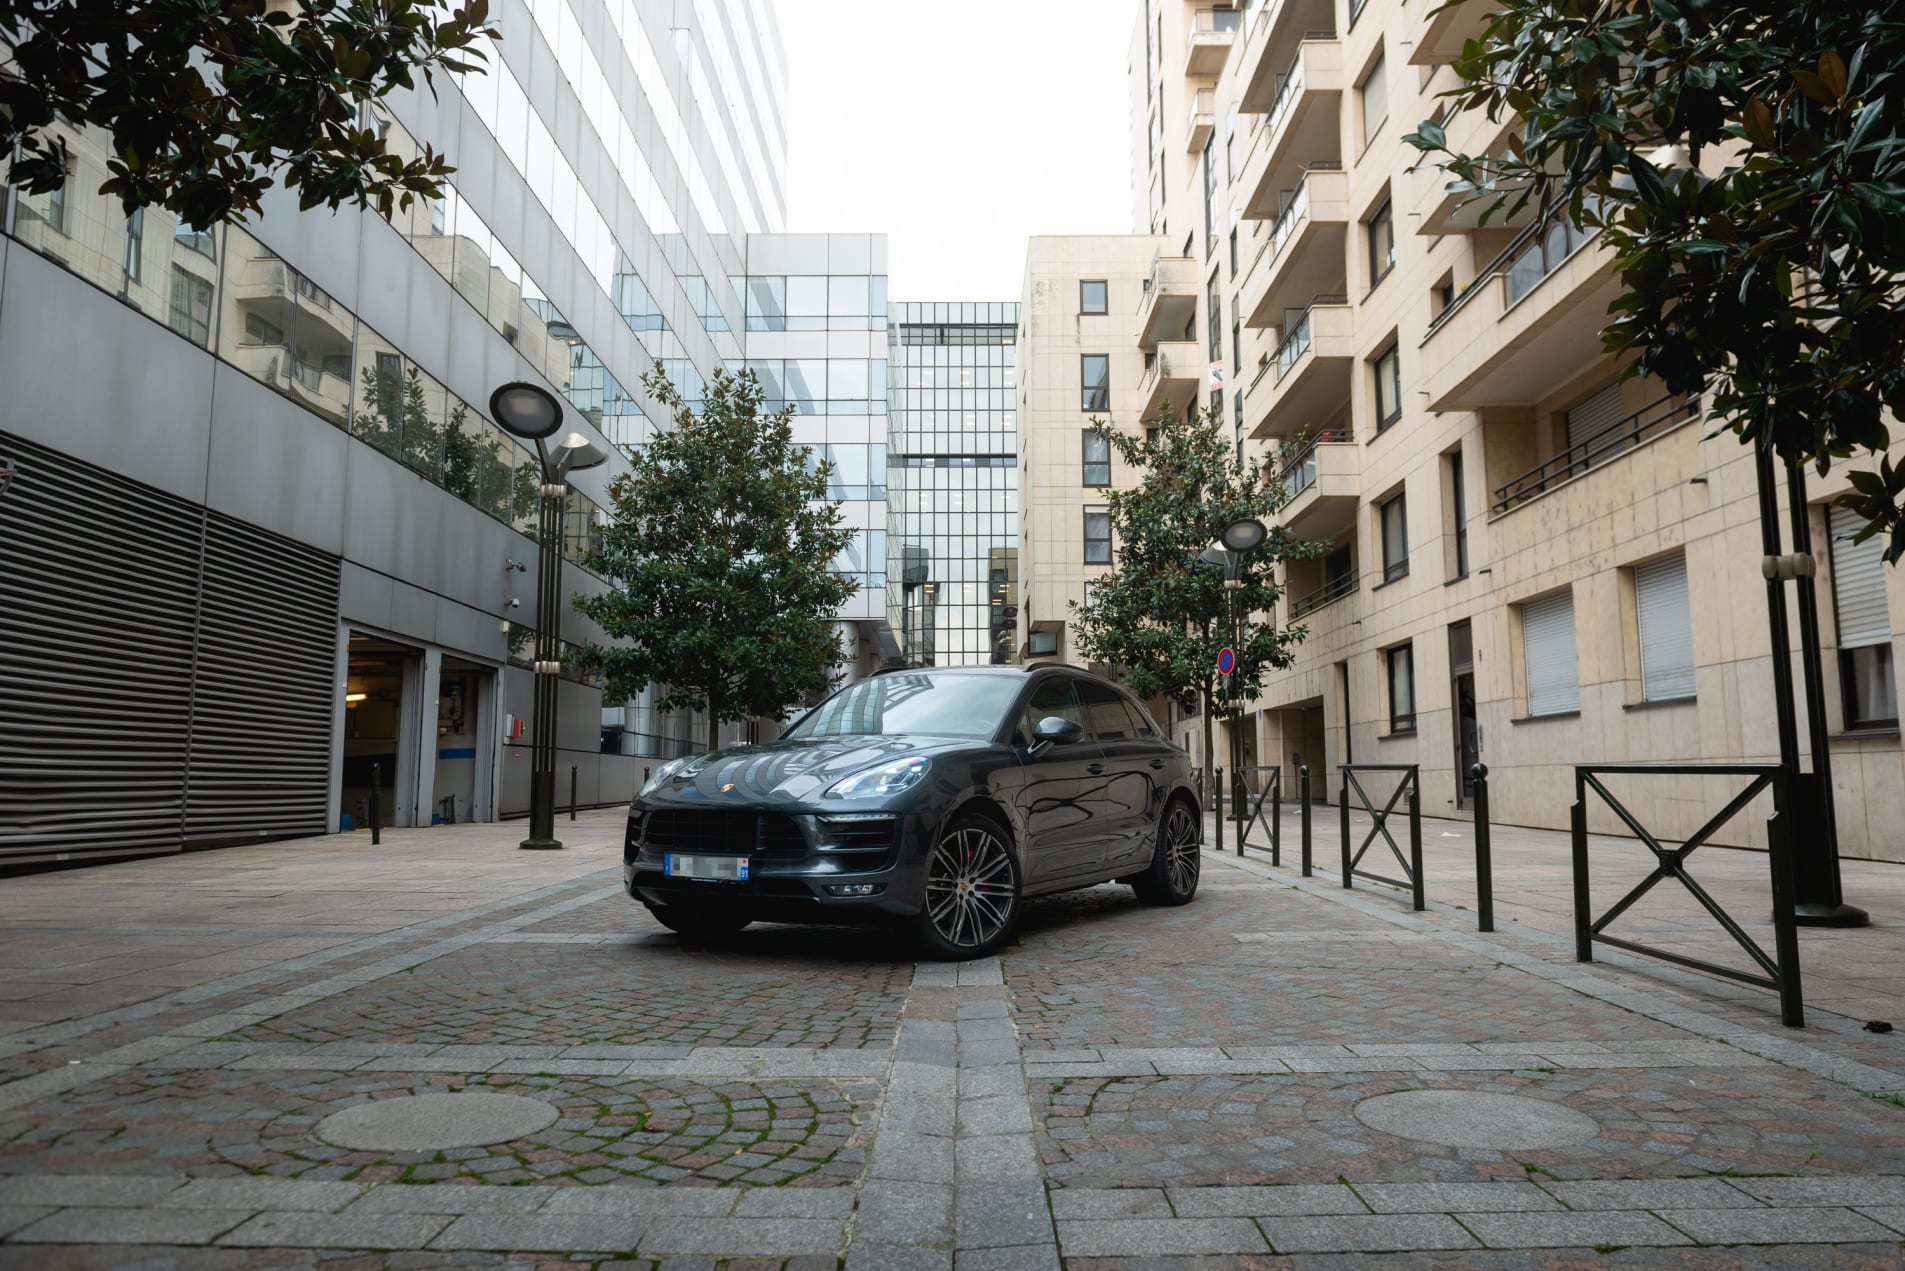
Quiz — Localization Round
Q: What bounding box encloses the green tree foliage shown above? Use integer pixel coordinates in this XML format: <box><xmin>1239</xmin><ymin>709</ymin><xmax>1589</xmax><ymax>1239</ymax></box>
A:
<box><xmin>0</xmin><ymin>0</ymin><xmax>496</xmax><ymax>227</ymax></box>
<box><xmin>1069</xmin><ymin>405</ymin><xmax>1325</xmax><ymax>780</ymax></box>
<box><xmin>576</xmin><ymin>369</ymin><xmax>859</xmax><ymax>754</ymax></box>
<box><xmin>1406</xmin><ymin>2</ymin><xmax>1905</xmax><ymax>558</ymax></box>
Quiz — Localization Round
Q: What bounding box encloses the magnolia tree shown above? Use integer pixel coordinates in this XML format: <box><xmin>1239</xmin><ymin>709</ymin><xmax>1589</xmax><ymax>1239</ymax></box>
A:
<box><xmin>1407</xmin><ymin>1</ymin><xmax>1905</xmax><ymax>558</ymax></box>
<box><xmin>1069</xmin><ymin>404</ymin><xmax>1325</xmax><ymax>782</ymax></box>
<box><xmin>576</xmin><ymin>370</ymin><xmax>858</xmax><ymax>754</ymax></box>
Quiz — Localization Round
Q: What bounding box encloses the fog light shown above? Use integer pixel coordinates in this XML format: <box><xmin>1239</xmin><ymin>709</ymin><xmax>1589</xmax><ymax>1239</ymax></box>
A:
<box><xmin>824</xmin><ymin>883</ymin><xmax>885</xmax><ymax>897</ymax></box>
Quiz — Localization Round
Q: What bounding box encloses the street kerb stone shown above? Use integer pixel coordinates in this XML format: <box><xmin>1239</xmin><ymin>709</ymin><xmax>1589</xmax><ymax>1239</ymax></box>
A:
<box><xmin>314</xmin><ymin>1090</ymin><xmax>560</xmax><ymax>1150</ymax></box>
<box><xmin>1351</xmin><ymin>1088</ymin><xmax>1601</xmax><ymax>1149</ymax></box>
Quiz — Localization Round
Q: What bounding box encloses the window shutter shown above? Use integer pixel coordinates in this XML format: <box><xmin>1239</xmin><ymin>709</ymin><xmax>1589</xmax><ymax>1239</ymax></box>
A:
<box><xmin>1564</xmin><ymin>382</ymin><xmax>1624</xmax><ymax>451</ymax></box>
<box><xmin>1830</xmin><ymin>506</ymin><xmax>1891</xmax><ymax>648</ymax></box>
<box><xmin>1523</xmin><ymin>590</ymin><xmax>1580</xmax><ymax>716</ymax></box>
<box><xmin>1635</xmin><ymin>555</ymin><xmax>1695</xmax><ymax>701</ymax></box>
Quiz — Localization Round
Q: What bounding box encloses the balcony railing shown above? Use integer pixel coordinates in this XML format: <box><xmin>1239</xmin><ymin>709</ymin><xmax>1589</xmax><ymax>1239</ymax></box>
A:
<box><xmin>1291</xmin><ymin>568</ymin><xmax>1359</xmax><ymax>619</ymax></box>
<box><xmin>1189</xmin><ymin>87</ymin><xmax>1215</xmax><ymax>126</ymax></box>
<box><xmin>1491</xmin><ymin>392</ymin><xmax>1702</xmax><ymax>514</ymax></box>
<box><xmin>1273</xmin><ymin>293</ymin><xmax>1347</xmax><ymax>380</ymax></box>
<box><xmin>1423</xmin><ymin>199</ymin><xmax>1603</xmax><ymax>344</ymax></box>
<box><xmin>1277</xmin><ymin>427</ymin><xmax>1352</xmax><ymax>499</ymax></box>
<box><xmin>1195</xmin><ymin>7</ymin><xmax>1244</xmax><ymax>33</ymax></box>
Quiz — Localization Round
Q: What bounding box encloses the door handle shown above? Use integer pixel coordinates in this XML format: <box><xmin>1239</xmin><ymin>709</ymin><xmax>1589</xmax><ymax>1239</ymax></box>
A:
<box><xmin>1148</xmin><ymin>759</ymin><xmax>1167</xmax><ymax>770</ymax></box>
<box><xmin>1086</xmin><ymin>763</ymin><xmax>1105</xmax><ymax>775</ymax></box>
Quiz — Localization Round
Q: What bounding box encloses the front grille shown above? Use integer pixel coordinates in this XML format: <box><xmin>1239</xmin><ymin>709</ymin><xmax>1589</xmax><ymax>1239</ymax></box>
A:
<box><xmin>638</xmin><ymin>809</ymin><xmax>807</xmax><ymax>857</ymax></box>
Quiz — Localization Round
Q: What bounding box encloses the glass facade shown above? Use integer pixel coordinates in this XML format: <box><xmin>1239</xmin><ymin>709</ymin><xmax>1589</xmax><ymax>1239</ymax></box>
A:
<box><xmin>886</xmin><ymin>302</ymin><xmax>1020</xmax><ymax>666</ymax></box>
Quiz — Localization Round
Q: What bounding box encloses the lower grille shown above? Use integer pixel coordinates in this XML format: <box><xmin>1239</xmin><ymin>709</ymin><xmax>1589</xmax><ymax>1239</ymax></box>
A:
<box><xmin>639</xmin><ymin>809</ymin><xmax>807</xmax><ymax>856</ymax></box>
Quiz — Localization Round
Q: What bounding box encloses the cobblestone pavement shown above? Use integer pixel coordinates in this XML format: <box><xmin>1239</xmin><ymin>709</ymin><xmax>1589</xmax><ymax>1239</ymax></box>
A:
<box><xmin>0</xmin><ymin>809</ymin><xmax>1901</xmax><ymax>1266</ymax></box>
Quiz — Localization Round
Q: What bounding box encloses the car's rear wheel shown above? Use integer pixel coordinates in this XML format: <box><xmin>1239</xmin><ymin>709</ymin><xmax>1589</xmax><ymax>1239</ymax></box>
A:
<box><xmin>1131</xmin><ymin>799</ymin><xmax>1200</xmax><ymax>906</ymax></box>
<box><xmin>914</xmin><ymin>814</ymin><xmax>1021</xmax><ymax>959</ymax></box>
<box><xmin>646</xmin><ymin>905</ymin><xmax>751</xmax><ymax>939</ymax></box>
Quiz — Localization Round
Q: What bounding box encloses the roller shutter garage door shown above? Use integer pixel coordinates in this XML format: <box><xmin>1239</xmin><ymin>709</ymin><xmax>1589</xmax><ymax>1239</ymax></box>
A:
<box><xmin>0</xmin><ymin>432</ymin><xmax>341</xmax><ymax>865</ymax></box>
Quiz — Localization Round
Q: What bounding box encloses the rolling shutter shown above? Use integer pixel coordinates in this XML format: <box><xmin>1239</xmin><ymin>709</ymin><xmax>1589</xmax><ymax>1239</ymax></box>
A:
<box><xmin>1830</xmin><ymin>506</ymin><xmax>1891</xmax><ymax>649</ymax></box>
<box><xmin>1522</xmin><ymin>589</ymin><xmax>1580</xmax><ymax>716</ymax></box>
<box><xmin>1635</xmin><ymin>555</ymin><xmax>1696</xmax><ymax>702</ymax></box>
<box><xmin>1565</xmin><ymin>382</ymin><xmax>1625</xmax><ymax>466</ymax></box>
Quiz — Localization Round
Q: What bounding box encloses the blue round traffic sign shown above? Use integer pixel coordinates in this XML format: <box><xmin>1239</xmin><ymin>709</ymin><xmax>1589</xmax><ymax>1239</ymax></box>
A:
<box><xmin>1217</xmin><ymin>647</ymin><xmax>1235</xmax><ymax>675</ymax></box>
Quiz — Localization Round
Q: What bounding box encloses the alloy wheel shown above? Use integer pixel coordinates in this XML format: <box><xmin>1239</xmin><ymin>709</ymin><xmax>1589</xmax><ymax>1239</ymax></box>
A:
<box><xmin>925</xmin><ymin>826</ymin><xmax>1015</xmax><ymax>951</ymax></box>
<box><xmin>1164</xmin><ymin>804</ymin><xmax>1200</xmax><ymax>893</ymax></box>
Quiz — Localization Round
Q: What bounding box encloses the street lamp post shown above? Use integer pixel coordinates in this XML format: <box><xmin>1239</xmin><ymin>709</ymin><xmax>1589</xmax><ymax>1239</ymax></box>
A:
<box><xmin>1201</xmin><ymin>518</ymin><xmax>1270</xmax><ymax>819</ymax></box>
<box><xmin>489</xmin><ymin>383</ymin><xmax>608</xmax><ymax>852</ymax></box>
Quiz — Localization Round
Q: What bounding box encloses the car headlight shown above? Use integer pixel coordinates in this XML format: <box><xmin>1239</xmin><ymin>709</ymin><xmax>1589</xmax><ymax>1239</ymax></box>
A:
<box><xmin>826</xmin><ymin>756</ymin><xmax>930</xmax><ymax>800</ymax></box>
<box><xmin>639</xmin><ymin>757</ymin><xmax>689</xmax><ymax>799</ymax></box>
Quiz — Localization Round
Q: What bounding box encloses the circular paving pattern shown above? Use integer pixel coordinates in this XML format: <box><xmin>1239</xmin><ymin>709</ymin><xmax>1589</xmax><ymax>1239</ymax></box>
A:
<box><xmin>315</xmin><ymin>1092</ymin><xmax>559</xmax><ymax>1151</ymax></box>
<box><xmin>1352</xmin><ymin>1089</ymin><xmax>1600</xmax><ymax>1149</ymax></box>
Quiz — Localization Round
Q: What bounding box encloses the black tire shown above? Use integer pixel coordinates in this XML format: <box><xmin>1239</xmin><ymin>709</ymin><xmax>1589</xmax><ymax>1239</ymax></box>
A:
<box><xmin>1131</xmin><ymin>798</ymin><xmax>1200</xmax><ymax>906</ymax></box>
<box><xmin>913</xmin><ymin>813</ymin><xmax>1022</xmax><ymax>960</ymax></box>
<box><xmin>647</xmin><ymin>905</ymin><xmax>751</xmax><ymax>939</ymax></box>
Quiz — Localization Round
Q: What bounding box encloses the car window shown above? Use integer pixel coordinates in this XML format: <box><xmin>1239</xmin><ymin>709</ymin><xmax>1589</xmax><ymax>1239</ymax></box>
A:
<box><xmin>1015</xmin><ymin>676</ymin><xmax>1083</xmax><ymax>746</ymax></box>
<box><xmin>1119</xmin><ymin>694</ymin><xmax>1161</xmax><ymax>739</ymax></box>
<box><xmin>1077</xmin><ymin>681</ymin><xmax>1133</xmax><ymax>742</ymax></box>
<box><xmin>786</xmin><ymin>672</ymin><xmax>1023</xmax><ymax>739</ymax></box>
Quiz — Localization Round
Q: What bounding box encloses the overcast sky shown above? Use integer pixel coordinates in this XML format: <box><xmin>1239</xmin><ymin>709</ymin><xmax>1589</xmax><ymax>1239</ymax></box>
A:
<box><xmin>773</xmin><ymin>1</ymin><xmax>1133</xmax><ymax>303</ymax></box>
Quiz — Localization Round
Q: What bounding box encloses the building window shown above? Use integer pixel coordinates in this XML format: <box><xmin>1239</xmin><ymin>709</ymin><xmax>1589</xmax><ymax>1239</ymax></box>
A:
<box><xmin>1448</xmin><ymin>449</ymin><xmax>1469</xmax><ymax>578</ymax></box>
<box><xmin>1080</xmin><ymin>280</ymin><xmax>1107</xmax><ymax>314</ymax></box>
<box><xmin>1028</xmin><ymin>629</ymin><xmax>1059</xmax><ymax>657</ymax></box>
<box><xmin>167</xmin><ymin>265</ymin><xmax>214</xmax><ymax>348</ymax></box>
<box><xmin>1379</xmin><ymin>491</ymin><xmax>1408</xmax><ymax>582</ymax></box>
<box><xmin>1081</xmin><ymin>354</ymin><xmax>1109</xmax><ymax>412</ymax></box>
<box><xmin>1830</xmin><ymin>505</ymin><xmax>1898</xmax><ymax>728</ymax></box>
<box><xmin>1229</xmin><ymin>227</ymin><xmax>1238</xmax><ymax>276</ymax></box>
<box><xmin>1373</xmin><ymin>344</ymin><xmax>1402</xmax><ymax>430</ymax></box>
<box><xmin>1084</xmin><ymin>506</ymin><xmax>1112</xmax><ymax>564</ymax></box>
<box><xmin>1083</xmin><ymin>431</ymin><xmax>1111</xmax><ymax>486</ymax></box>
<box><xmin>123</xmin><ymin>208</ymin><xmax>144</xmax><ymax>283</ymax></box>
<box><xmin>1367</xmin><ymin>198</ymin><xmax>1395</xmax><ymax>287</ymax></box>
<box><xmin>175</xmin><ymin>222</ymin><xmax>216</xmax><ymax>260</ymax></box>
<box><xmin>1387</xmin><ymin>644</ymin><xmax>1416</xmax><ymax>733</ymax></box>
<box><xmin>46</xmin><ymin>142</ymin><xmax>69</xmax><ymax>234</ymax></box>
<box><xmin>1207</xmin><ymin>277</ymin><xmax>1222</xmax><ymax>362</ymax></box>
<box><xmin>1359</xmin><ymin>53</ymin><xmax>1388</xmax><ymax>148</ymax></box>
<box><xmin>1635</xmin><ymin>554</ymin><xmax>1696</xmax><ymax>702</ymax></box>
<box><xmin>1522</xmin><ymin>589</ymin><xmax>1581</xmax><ymax>716</ymax></box>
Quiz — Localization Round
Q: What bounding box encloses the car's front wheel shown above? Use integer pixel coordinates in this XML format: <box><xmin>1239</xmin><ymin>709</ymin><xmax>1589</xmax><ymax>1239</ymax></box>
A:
<box><xmin>1131</xmin><ymin>799</ymin><xmax>1200</xmax><ymax>905</ymax></box>
<box><xmin>914</xmin><ymin>814</ymin><xmax>1021</xmax><ymax>959</ymax></box>
<box><xmin>646</xmin><ymin>905</ymin><xmax>751</xmax><ymax>940</ymax></box>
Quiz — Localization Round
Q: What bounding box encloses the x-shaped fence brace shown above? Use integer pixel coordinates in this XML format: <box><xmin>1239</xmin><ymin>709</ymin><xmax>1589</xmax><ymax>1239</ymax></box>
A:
<box><xmin>1340</xmin><ymin>764</ymin><xmax>1423</xmax><ymax>911</ymax></box>
<box><xmin>1233</xmin><ymin>765</ymin><xmax>1281</xmax><ymax>862</ymax></box>
<box><xmin>1571</xmin><ymin>763</ymin><xmax>1804</xmax><ymax>1027</ymax></box>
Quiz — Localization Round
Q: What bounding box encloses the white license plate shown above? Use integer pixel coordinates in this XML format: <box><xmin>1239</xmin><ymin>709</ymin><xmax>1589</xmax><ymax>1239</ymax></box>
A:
<box><xmin>665</xmin><ymin>853</ymin><xmax>749</xmax><ymax>882</ymax></box>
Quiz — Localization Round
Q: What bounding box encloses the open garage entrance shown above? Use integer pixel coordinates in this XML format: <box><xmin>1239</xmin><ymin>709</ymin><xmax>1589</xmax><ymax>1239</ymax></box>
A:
<box><xmin>341</xmin><ymin>633</ymin><xmax>420</xmax><ymax>829</ymax></box>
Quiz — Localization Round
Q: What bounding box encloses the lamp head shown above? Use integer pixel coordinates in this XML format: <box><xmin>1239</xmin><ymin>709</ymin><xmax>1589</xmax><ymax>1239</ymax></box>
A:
<box><xmin>489</xmin><ymin>381</ymin><xmax>564</xmax><ymax>441</ymax></box>
<box><xmin>547</xmin><ymin>431</ymin><xmax>610</xmax><ymax>480</ymax></box>
<box><xmin>1221</xmin><ymin>517</ymin><xmax>1269</xmax><ymax>552</ymax></box>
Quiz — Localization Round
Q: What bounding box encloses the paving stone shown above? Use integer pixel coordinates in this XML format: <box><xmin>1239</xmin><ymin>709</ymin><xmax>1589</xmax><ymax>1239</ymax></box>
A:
<box><xmin>1657</xmin><ymin>1206</ymin><xmax>1902</xmax><ymax>1245</ymax></box>
<box><xmin>1165</xmin><ymin>1185</ymin><xmax>1368</xmax><ymax>1218</ymax></box>
<box><xmin>845</xmin><ymin>1243</ymin><xmax>953</xmax><ymax>1271</ymax></box>
<box><xmin>346</xmin><ymin>1185</ymin><xmax>559</xmax><ymax>1215</ymax></box>
<box><xmin>958</xmin><ymin>1094</ymin><xmax>1034</xmax><ymax>1137</ymax></box>
<box><xmin>1728</xmin><ymin>1176</ymin><xmax>1905</xmax><ymax>1207</ymax></box>
<box><xmin>0</xmin><ymin>1206</ymin><xmax>52</xmax><ymax>1240</ymax></box>
<box><xmin>853</xmin><ymin>1180</ymin><xmax>953</xmax><ymax>1245</ymax></box>
<box><xmin>1355</xmin><ymin>1181</ymin><xmax>1562</xmax><ymax>1213</ymax></box>
<box><xmin>956</xmin><ymin>1131</ymin><xmax>1041</xmax><ymax>1183</ymax></box>
<box><xmin>958</xmin><ymin>1067</ymin><xmax>1024</xmax><ymax>1100</ymax></box>
<box><xmin>0</xmin><ymin>1173</ymin><xmax>185</xmax><ymax>1207</ymax></box>
<box><xmin>11</xmin><ymin>1206</ymin><xmax>255</xmax><ymax>1245</ymax></box>
<box><xmin>1054</xmin><ymin>1217</ymin><xmax>1270</xmax><ymax>1256</ymax></box>
<box><xmin>1048</xmin><ymin>1189</ymin><xmax>1173</xmax><ymax>1219</ymax></box>
<box><xmin>955</xmin><ymin>1182</ymin><xmax>1054</xmax><ymax>1248</ymax></box>
<box><xmin>1541</xmin><ymin>1178</ymin><xmax>1765</xmax><ymax>1210</ymax></box>
<box><xmin>1457</xmin><ymin>1210</ymin><xmax>1693</xmax><ymax>1249</ymax></box>
<box><xmin>218</xmin><ymin>1211</ymin><xmax>450</xmax><ymax>1248</ymax></box>
<box><xmin>1859</xmin><ymin>1206</ymin><xmax>1905</xmax><ymax>1236</ymax></box>
<box><xmin>953</xmin><ymin>1243</ymin><xmax>1061</xmax><ymax>1270</ymax></box>
<box><xmin>870</xmin><ymin>1128</ymin><xmax>957</xmax><ymax>1183</ymax></box>
<box><xmin>639</xmin><ymin>1216</ymin><xmax>845</xmax><ymax>1256</ymax></box>
<box><xmin>1262</xmin><ymin>1214</ymin><xmax>1481</xmax><ymax>1253</ymax></box>
<box><xmin>956</xmin><ymin>959</ymin><xmax>1005</xmax><ymax>987</ymax></box>
<box><xmin>431</xmin><ymin>1212</ymin><xmax>648</xmax><ymax>1252</ymax></box>
<box><xmin>732</xmin><ymin>1188</ymin><xmax>855</xmax><ymax>1219</ymax></box>
<box><xmin>959</xmin><ymin>1040</ymin><xmax>1021</xmax><ymax>1068</ymax></box>
<box><xmin>167</xmin><ymin>1177</ymin><xmax>364</xmax><ymax>1211</ymax></box>
<box><xmin>540</xmin><ymin>1187</ymin><xmax>739</xmax><ymax>1217</ymax></box>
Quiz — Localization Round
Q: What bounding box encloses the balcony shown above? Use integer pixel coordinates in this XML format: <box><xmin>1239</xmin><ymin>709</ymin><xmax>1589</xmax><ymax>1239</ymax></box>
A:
<box><xmin>1137</xmin><ymin>255</ymin><xmax>1199</xmax><ymax>348</ymax></box>
<box><xmin>1290</xmin><ymin>567</ymin><xmax>1359</xmax><ymax>619</ymax></box>
<box><xmin>1492</xmin><ymin>393</ymin><xmax>1702</xmax><ymax>515</ymax></box>
<box><xmin>1411</xmin><ymin>0</ymin><xmax>1492</xmax><ymax>65</ymax></box>
<box><xmin>1237</xmin><ymin>38</ymin><xmax>1344</xmax><ymax>225</ymax></box>
<box><xmin>1241</xmin><ymin>163</ymin><xmax>1347</xmax><ymax>329</ymax></box>
<box><xmin>1420</xmin><ymin>208</ymin><xmax>1622</xmax><ymax>412</ymax></box>
<box><xmin>1187</xmin><ymin>87</ymin><xmax>1216</xmax><ymax>152</ymax></box>
<box><xmin>1246</xmin><ymin>295</ymin><xmax>1352</xmax><ymax>439</ymax></box>
<box><xmin>1237</xmin><ymin>0</ymin><xmax>1337</xmax><ymax>111</ymax></box>
<box><xmin>1276</xmin><ymin>428</ymin><xmax>1359</xmax><ymax>537</ymax></box>
<box><xmin>1185</xmin><ymin>8</ymin><xmax>1242</xmax><ymax>77</ymax></box>
<box><xmin>1412</xmin><ymin>101</ymin><xmax>1525</xmax><ymax>235</ymax></box>
<box><xmin>1139</xmin><ymin>341</ymin><xmax>1204</xmax><ymax>423</ymax></box>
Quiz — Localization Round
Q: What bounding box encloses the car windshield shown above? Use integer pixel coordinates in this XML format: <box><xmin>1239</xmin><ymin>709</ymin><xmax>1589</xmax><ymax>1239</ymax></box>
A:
<box><xmin>786</xmin><ymin>673</ymin><xmax>1022</xmax><ymax>740</ymax></box>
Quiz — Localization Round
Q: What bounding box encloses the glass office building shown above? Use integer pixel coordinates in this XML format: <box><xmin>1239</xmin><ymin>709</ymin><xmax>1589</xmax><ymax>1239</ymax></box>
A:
<box><xmin>885</xmin><ymin>303</ymin><xmax>1020</xmax><ymax>665</ymax></box>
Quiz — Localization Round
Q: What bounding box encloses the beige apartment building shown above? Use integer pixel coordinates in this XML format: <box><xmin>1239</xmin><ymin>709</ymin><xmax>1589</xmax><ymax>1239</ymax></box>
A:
<box><xmin>1017</xmin><ymin>0</ymin><xmax>1905</xmax><ymax>862</ymax></box>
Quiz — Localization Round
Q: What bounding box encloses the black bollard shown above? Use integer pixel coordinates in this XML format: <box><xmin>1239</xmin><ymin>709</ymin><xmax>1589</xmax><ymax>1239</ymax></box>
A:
<box><xmin>1471</xmin><ymin>763</ymin><xmax>1493</xmax><ymax>932</ymax></box>
<box><xmin>369</xmin><ymin>763</ymin><xmax>381</xmax><ymax>846</ymax></box>
<box><xmin>1299</xmin><ymin>764</ymin><xmax>1312</xmax><ymax>877</ymax></box>
<box><xmin>570</xmin><ymin>765</ymin><xmax>578</xmax><ymax>821</ymax></box>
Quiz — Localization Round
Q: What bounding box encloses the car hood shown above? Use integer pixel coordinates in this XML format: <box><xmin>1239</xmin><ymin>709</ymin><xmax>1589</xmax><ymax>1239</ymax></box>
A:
<box><xmin>645</xmin><ymin>735</ymin><xmax>976</xmax><ymax>805</ymax></box>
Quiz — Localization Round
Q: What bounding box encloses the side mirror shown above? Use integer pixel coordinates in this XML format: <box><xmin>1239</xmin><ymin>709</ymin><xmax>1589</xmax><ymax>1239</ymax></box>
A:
<box><xmin>1033</xmin><ymin>716</ymin><xmax>1085</xmax><ymax>748</ymax></box>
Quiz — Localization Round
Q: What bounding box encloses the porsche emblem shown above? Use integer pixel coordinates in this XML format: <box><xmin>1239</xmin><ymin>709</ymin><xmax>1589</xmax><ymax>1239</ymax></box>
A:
<box><xmin>720</xmin><ymin>782</ymin><xmax>735</xmax><ymax>793</ymax></box>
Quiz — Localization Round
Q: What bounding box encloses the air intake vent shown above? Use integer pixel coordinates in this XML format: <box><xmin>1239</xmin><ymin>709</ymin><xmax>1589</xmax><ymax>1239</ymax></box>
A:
<box><xmin>640</xmin><ymin>809</ymin><xmax>807</xmax><ymax>856</ymax></box>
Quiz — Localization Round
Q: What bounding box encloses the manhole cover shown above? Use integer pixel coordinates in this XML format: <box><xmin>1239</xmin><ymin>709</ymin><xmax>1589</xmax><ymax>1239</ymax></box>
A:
<box><xmin>314</xmin><ymin>1092</ymin><xmax>560</xmax><ymax>1152</ymax></box>
<box><xmin>1353</xmin><ymin>1090</ymin><xmax>1600</xmax><ymax>1150</ymax></box>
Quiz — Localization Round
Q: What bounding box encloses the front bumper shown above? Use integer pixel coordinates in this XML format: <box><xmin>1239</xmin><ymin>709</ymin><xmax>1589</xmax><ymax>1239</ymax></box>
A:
<box><xmin>623</xmin><ymin>805</ymin><xmax>935</xmax><ymax>923</ymax></box>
